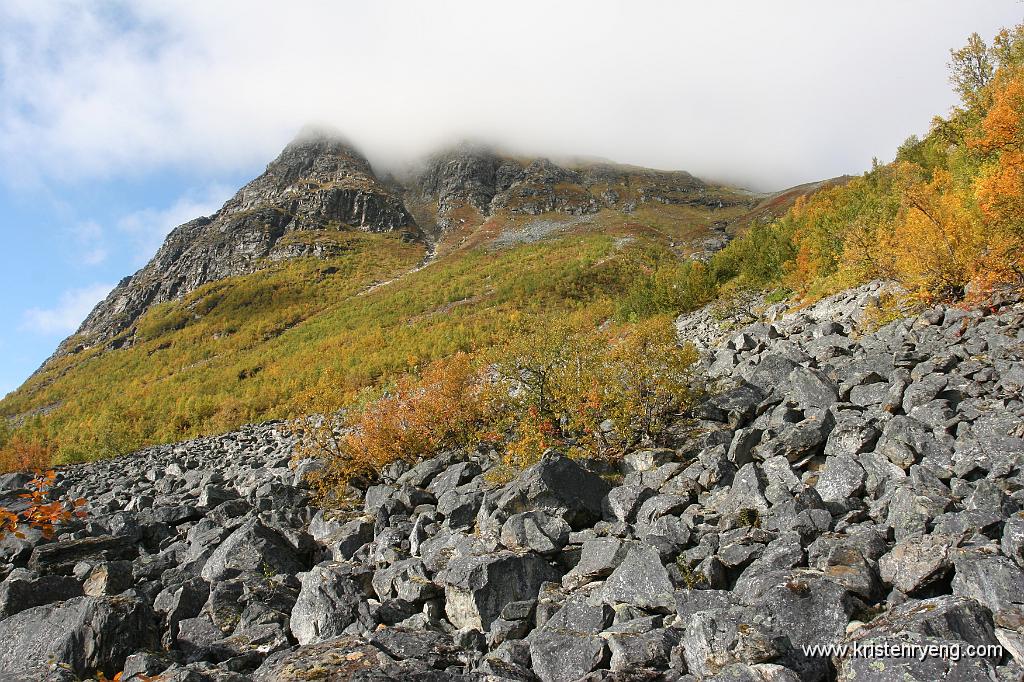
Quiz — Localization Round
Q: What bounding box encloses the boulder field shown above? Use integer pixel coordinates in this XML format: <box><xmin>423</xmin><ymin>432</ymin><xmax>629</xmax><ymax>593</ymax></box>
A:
<box><xmin>1</xmin><ymin>283</ymin><xmax>1023</xmax><ymax>681</ymax></box>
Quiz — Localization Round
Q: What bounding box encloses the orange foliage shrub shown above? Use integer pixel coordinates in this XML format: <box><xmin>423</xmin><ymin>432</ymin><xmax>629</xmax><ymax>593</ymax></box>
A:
<box><xmin>341</xmin><ymin>352</ymin><xmax>489</xmax><ymax>473</ymax></box>
<box><xmin>973</xmin><ymin>71</ymin><xmax>1024</xmax><ymax>247</ymax></box>
<box><xmin>0</xmin><ymin>435</ymin><xmax>55</xmax><ymax>473</ymax></box>
<box><xmin>0</xmin><ymin>470</ymin><xmax>87</xmax><ymax>541</ymax></box>
<box><xmin>295</xmin><ymin>352</ymin><xmax>491</xmax><ymax>500</ymax></box>
<box><xmin>878</xmin><ymin>164</ymin><xmax>987</xmax><ymax>301</ymax></box>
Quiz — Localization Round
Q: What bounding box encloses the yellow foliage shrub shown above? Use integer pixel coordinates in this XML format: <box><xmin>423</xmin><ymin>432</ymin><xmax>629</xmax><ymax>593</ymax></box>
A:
<box><xmin>297</xmin><ymin>315</ymin><xmax>700</xmax><ymax>501</ymax></box>
<box><xmin>879</xmin><ymin>165</ymin><xmax>987</xmax><ymax>301</ymax></box>
<box><xmin>492</xmin><ymin>315</ymin><xmax>699</xmax><ymax>461</ymax></box>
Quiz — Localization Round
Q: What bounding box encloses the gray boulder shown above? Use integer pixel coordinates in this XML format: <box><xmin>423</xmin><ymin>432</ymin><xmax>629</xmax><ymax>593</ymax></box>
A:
<box><xmin>200</xmin><ymin>517</ymin><xmax>306</xmax><ymax>583</ymax></box>
<box><xmin>952</xmin><ymin>554</ymin><xmax>1024</xmax><ymax>614</ymax></box>
<box><xmin>0</xmin><ymin>595</ymin><xmax>159</xmax><ymax>678</ymax></box>
<box><xmin>82</xmin><ymin>560</ymin><xmax>134</xmax><ymax>596</ymax></box>
<box><xmin>836</xmin><ymin>637</ymin><xmax>998</xmax><ymax>682</ymax></box>
<box><xmin>563</xmin><ymin>538</ymin><xmax>633</xmax><ymax>590</ymax></box>
<box><xmin>755</xmin><ymin>412</ymin><xmax>835</xmax><ymax>464</ymax></box>
<box><xmin>785</xmin><ymin>367</ymin><xmax>839</xmax><ymax>410</ymax></box>
<box><xmin>1003</xmin><ymin>515</ymin><xmax>1024</xmax><ymax>568</ymax></box>
<box><xmin>879</xmin><ymin>534</ymin><xmax>957</xmax><ymax>594</ymax></box>
<box><xmin>814</xmin><ymin>455</ymin><xmax>866</xmax><ymax>504</ymax></box>
<box><xmin>321</xmin><ymin>518</ymin><xmax>374</xmax><ymax>561</ymax></box>
<box><xmin>440</xmin><ymin>550</ymin><xmax>561</xmax><ymax>630</ymax></box>
<box><xmin>529</xmin><ymin>588</ymin><xmax>613</xmax><ymax>682</ymax></box>
<box><xmin>679</xmin><ymin>605</ymin><xmax>783</xmax><ymax>678</ymax></box>
<box><xmin>605</xmin><ymin>622</ymin><xmax>679</xmax><ymax>673</ymax></box>
<box><xmin>602</xmin><ymin>544</ymin><xmax>675</xmax><ymax>613</ymax></box>
<box><xmin>27</xmin><ymin>535</ymin><xmax>137</xmax><ymax>575</ymax></box>
<box><xmin>291</xmin><ymin>562</ymin><xmax>371</xmax><ymax>645</ymax></box>
<box><xmin>0</xmin><ymin>569</ymin><xmax>82</xmax><ymax>619</ymax></box>
<box><xmin>484</xmin><ymin>454</ymin><xmax>611</xmax><ymax>529</ymax></box>
<box><xmin>848</xmin><ymin>595</ymin><xmax>998</xmax><ymax>647</ymax></box>
<box><xmin>603</xmin><ymin>483</ymin><xmax>657</xmax><ymax>524</ymax></box>
<box><xmin>501</xmin><ymin>511</ymin><xmax>571</xmax><ymax>554</ymax></box>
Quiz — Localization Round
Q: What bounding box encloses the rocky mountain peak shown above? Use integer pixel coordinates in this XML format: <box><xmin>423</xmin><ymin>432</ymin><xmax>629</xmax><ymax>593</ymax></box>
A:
<box><xmin>53</xmin><ymin>128</ymin><xmax>421</xmax><ymax>360</ymax></box>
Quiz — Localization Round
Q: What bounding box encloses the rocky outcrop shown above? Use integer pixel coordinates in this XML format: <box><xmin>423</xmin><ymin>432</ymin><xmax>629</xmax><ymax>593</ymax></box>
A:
<box><xmin>6</xmin><ymin>286</ymin><xmax>1024</xmax><ymax>679</ymax></box>
<box><xmin>406</xmin><ymin>145</ymin><xmax>758</xmax><ymax>240</ymax></box>
<box><xmin>54</xmin><ymin>128</ymin><xmax>421</xmax><ymax>360</ymax></box>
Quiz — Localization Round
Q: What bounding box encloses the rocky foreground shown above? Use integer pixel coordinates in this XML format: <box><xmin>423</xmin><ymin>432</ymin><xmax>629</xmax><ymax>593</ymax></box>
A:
<box><xmin>1</xmin><ymin>283</ymin><xmax>1024</xmax><ymax>681</ymax></box>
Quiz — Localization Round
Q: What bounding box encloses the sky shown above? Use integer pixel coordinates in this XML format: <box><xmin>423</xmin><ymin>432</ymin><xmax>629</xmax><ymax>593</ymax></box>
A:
<box><xmin>0</xmin><ymin>1</ymin><xmax>1021</xmax><ymax>398</ymax></box>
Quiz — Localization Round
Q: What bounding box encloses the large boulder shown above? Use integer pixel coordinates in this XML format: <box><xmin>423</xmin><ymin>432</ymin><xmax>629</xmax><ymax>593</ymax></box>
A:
<box><xmin>528</xmin><ymin>588</ymin><xmax>613</xmax><ymax>682</ymax></box>
<box><xmin>952</xmin><ymin>553</ymin><xmax>1024</xmax><ymax>614</ymax></box>
<box><xmin>439</xmin><ymin>551</ymin><xmax>561</xmax><ymax>630</ymax></box>
<box><xmin>201</xmin><ymin>517</ymin><xmax>306</xmax><ymax>583</ymax></box>
<box><xmin>500</xmin><ymin>510</ymin><xmax>571</xmax><ymax>555</ymax></box>
<box><xmin>27</xmin><ymin>535</ymin><xmax>137</xmax><ymax>575</ymax></box>
<box><xmin>482</xmin><ymin>454</ymin><xmax>611</xmax><ymax>530</ymax></box>
<box><xmin>0</xmin><ymin>568</ymin><xmax>82</xmax><ymax>618</ymax></box>
<box><xmin>291</xmin><ymin>562</ymin><xmax>372</xmax><ymax>645</ymax></box>
<box><xmin>0</xmin><ymin>595</ymin><xmax>159</xmax><ymax>678</ymax></box>
<box><xmin>784</xmin><ymin>367</ymin><xmax>839</xmax><ymax>410</ymax></box>
<box><xmin>602</xmin><ymin>544</ymin><xmax>675</xmax><ymax>613</ymax></box>
<box><xmin>838</xmin><ymin>596</ymin><xmax>1002</xmax><ymax>682</ymax></box>
<box><xmin>562</xmin><ymin>538</ymin><xmax>633</xmax><ymax>590</ymax></box>
<box><xmin>878</xmin><ymin>534</ymin><xmax>957</xmax><ymax>595</ymax></box>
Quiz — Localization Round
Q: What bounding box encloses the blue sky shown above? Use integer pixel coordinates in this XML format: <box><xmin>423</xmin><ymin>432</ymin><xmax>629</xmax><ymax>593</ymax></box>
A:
<box><xmin>1</xmin><ymin>1</ymin><xmax>1022</xmax><ymax>398</ymax></box>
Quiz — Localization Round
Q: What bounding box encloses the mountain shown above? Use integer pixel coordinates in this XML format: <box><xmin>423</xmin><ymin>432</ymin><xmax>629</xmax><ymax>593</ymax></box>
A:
<box><xmin>60</xmin><ymin>128</ymin><xmax>421</xmax><ymax>359</ymax></box>
<box><xmin>2</xmin><ymin>128</ymin><xmax>830</xmax><ymax>462</ymax></box>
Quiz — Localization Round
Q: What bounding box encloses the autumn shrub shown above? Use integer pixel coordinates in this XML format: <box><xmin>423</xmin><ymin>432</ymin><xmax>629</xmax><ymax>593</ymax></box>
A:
<box><xmin>297</xmin><ymin>314</ymin><xmax>700</xmax><ymax>500</ymax></box>
<box><xmin>295</xmin><ymin>352</ymin><xmax>493</xmax><ymax>503</ymax></box>
<box><xmin>0</xmin><ymin>434</ymin><xmax>55</xmax><ymax>473</ymax></box>
<box><xmin>491</xmin><ymin>315</ymin><xmax>699</xmax><ymax>461</ymax></box>
<box><xmin>0</xmin><ymin>470</ymin><xmax>87</xmax><ymax>541</ymax></box>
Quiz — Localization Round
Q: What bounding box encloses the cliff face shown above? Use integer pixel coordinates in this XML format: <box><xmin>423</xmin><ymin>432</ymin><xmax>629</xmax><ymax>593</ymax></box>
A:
<box><xmin>405</xmin><ymin>145</ymin><xmax>758</xmax><ymax>240</ymax></box>
<box><xmin>63</xmin><ymin>130</ymin><xmax>420</xmax><ymax>356</ymax></box>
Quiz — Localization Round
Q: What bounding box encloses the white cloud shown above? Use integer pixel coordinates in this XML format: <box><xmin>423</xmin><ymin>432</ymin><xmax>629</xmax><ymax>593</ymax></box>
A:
<box><xmin>116</xmin><ymin>184</ymin><xmax>233</xmax><ymax>264</ymax></box>
<box><xmin>0</xmin><ymin>2</ymin><xmax>1022</xmax><ymax>190</ymax></box>
<box><xmin>66</xmin><ymin>220</ymin><xmax>108</xmax><ymax>266</ymax></box>
<box><xmin>20</xmin><ymin>283</ymin><xmax>115</xmax><ymax>335</ymax></box>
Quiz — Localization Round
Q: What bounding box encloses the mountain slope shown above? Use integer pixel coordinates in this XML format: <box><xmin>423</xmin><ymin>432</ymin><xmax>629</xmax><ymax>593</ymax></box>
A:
<box><xmin>401</xmin><ymin>145</ymin><xmax>761</xmax><ymax>258</ymax></box>
<box><xmin>3</xmin><ymin>131</ymin><xmax>800</xmax><ymax>463</ymax></box>
<box><xmin>58</xmin><ymin>129</ymin><xmax>421</xmax><ymax>360</ymax></box>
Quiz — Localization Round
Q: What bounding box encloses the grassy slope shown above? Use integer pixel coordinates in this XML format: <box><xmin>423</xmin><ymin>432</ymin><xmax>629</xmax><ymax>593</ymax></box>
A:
<box><xmin>1</xmin><ymin>219</ymin><xmax>691</xmax><ymax>464</ymax></box>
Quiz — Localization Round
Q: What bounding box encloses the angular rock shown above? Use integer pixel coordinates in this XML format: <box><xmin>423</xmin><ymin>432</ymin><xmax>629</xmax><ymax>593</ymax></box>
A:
<box><xmin>814</xmin><ymin>455</ymin><xmax>866</xmax><ymax>504</ymax></box>
<box><xmin>83</xmin><ymin>560</ymin><xmax>134</xmax><ymax>596</ymax></box>
<box><xmin>563</xmin><ymin>538</ymin><xmax>632</xmax><ymax>590</ymax></box>
<box><xmin>200</xmin><ymin>518</ymin><xmax>306</xmax><ymax>583</ymax></box>
<box><xmin>605</xmin><ymin>625</ymin><xmax>679</xmax><ymax>673</ymax></box>
<box><xmin>785</xmin><ymin>367</ymin><xmax>840</xmax><ymax>410</ymax></box>
<box><xmin>952</xmin><ymin>554</ymin><xmax>1024</xmax><ymax>614</ymax></box>
<box><xmin>878</xmin><ymin>534</ymin><xmax>957</xmax><ymax>594</ymax></box>
<box><xmin>440</xmin><ymin>551</ymin><xmax>561</xmax><ymax>630</ymax></box>
<box><xmin>0</xmin><ymin>595</ymin><xmax>159</xmax><ymax>678</ymax></box>
<box><xmin>501</xmin><ymin>511</ymin><xmax>571</xmax><ymax>555</ymax></box>
<box><xmin>0</xmin><ymin>569</ymin><xmax>82</xmax><ymax>619</ymax></box>
<box><xmin>485</xmin><ymin>454</ymin><xmax>611</xmax><ymax>529</ymax></box>
<box><xmin>529</xmin><ymin>589</ymin><xmax>613</xmax><ymax>682</ymax></box>
<box><xmin>28</xmin><ymin>535</ymin><xmax>137</xmax><ymax>575</ymax></box>
<box><xmin>602</xmin><ymin>544</ymin><xmax>674</xmax><ymax>613</ymax></box>
<box><xmin>291</xmin><ymin>562</ymin><xmax>371</xmax><ymax>645</ymax></box>
<box><xmin>603</xmin><ymin>483</ymin><xmax>657</xmax><ymax>524</ymax></box>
